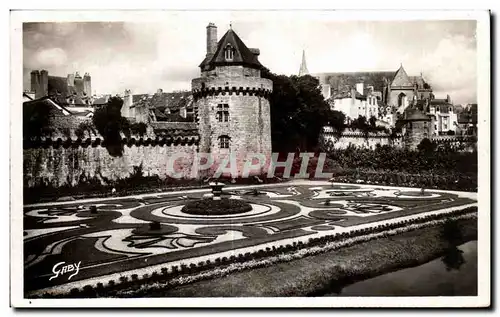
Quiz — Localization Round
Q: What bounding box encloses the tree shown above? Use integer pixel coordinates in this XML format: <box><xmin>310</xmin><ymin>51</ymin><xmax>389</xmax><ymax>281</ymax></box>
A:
<box><xmin>23</xmin><ymin>101</ymin><xmax>53</xmax><ymax>140</ymax></box>
<box><xmin>262</xmin><ymin>68</ymin><xmax>336</xmax><ymax>152</ymax></box>
<box><xmin>369</xmin><ymin>115</ymin><xmax>377</xmax><ymax>128</ymax></box>
<box><xmin>92</xmin><ymin>96</ymin><xmax>129</xmax><ymax>157</ymax></box>
<box><xmin>417</xmin><ymin>138</ymin><xmax>437</xmax><ymax>153</ymax></box>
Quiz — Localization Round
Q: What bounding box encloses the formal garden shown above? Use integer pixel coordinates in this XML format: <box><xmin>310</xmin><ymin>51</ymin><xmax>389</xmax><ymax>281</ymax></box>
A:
<box><xmin>23</xmin><ymin>180</ymin><xmax>477</xmax><ymax>298</ymax></box>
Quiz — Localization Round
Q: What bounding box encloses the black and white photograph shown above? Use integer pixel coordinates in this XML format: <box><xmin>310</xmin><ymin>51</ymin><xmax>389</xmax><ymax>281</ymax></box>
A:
<box><xmin>9</xmin><ymin>9</ymin><xmax>490</xmax><ymax>308</ymax></box>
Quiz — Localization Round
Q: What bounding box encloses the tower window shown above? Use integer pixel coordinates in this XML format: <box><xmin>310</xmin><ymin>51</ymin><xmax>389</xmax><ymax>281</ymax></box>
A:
<box><xmin>224</xmin><ymin>44</ymin><xmax>234</xmax><ymax>61</ymax></box>
<box><xmin>219</xmin><ymin>135</ymin><xmax>230</xmax><ymax>149</ymax></box>
<box><xmin>216</xmin><ymin>104</ymin><xmax>229</xmax><ymax>122</ymax></box>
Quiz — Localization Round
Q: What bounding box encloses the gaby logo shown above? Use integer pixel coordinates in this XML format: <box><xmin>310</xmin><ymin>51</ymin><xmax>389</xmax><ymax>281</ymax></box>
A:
<box><xmin>49</xmin><ymin>261</ymin><xmax>81</xmax><ymax>281</ymax></box>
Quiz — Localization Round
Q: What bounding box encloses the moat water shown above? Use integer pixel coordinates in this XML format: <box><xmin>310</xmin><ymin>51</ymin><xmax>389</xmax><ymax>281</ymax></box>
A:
<box><xmin>327</xmin><ymin>241</ymin><xmax>478</xmax><ymax>296</ymax></box>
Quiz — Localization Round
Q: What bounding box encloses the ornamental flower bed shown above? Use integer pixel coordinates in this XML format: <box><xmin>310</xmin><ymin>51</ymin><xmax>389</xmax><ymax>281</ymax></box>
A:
<box><xmin>32</xmin><ymin>206</ymin><xmax>477</xmax><ymax>298</ymax></box>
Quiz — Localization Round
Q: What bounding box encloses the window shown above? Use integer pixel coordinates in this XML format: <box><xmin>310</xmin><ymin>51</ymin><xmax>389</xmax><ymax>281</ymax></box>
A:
<box><xmin>216</xmin><ymin>104</ymin><xmax>229</xmax><ymax>122</ymax></box>
<box><xmin>219</xmin><ymin>135</ymin><xmax>230</xmax><ymax>149</ymax></box>
<box><xmin>224</xmin><ymin>44</ymin><xmax>234</xmax><ymax>60</ymax></box>
<box><xmin>398</xmin><ymin>93</ymin><xmax>406</xmax><ymax>107</ymax></box>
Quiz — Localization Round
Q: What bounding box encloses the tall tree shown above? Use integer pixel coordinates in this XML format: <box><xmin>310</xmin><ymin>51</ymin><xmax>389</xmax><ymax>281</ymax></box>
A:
<box><xmin>262</xmin><ymin>68</ymin><xmax>341</xmax><ymax>152</ymax></box>
<box><xmin>93</xmin><ymin>96</ymin><xmax>129</xmax><ymax>157</ymax></box>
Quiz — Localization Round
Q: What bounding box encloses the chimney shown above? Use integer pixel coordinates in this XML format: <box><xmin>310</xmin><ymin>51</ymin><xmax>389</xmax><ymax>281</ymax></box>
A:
<box><xmin>30</xmin><ymin>70</ymin><xmax>40</xmax><ymax>98</ymax></box>
<box><xmin>67</xmin><ymin>73</ymin><xmax>75</xmax><ymax>87</ymax></box>
<box><xmin>206</xmin><ymin>23</ymin><xmax>218</xmax><ymax>56</ymax></box>
<box><xmin>40</xmin><ymin>70</ymin><xmax>49</xmax><ymax>98</ymax></box>
<box><xmin>351</xmin><ymin>87</ymin><xmax>357</xmax><ymax>104</ymax></box>
<box><xmin>356</xmin><ymin>82</ymin><xmax>364</xmax><ymax>95</ymax></box>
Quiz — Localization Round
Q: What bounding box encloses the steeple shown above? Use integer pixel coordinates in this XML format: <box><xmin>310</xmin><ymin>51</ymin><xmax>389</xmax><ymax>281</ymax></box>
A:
<box><xmin>299</xmin><ymin>50</ymin><xmax>309</xmax><ymax>76</ymax></box>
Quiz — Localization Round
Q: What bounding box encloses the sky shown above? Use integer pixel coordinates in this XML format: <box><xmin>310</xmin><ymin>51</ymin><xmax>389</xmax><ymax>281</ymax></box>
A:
<box><xmin>22</xmin><ymin>12</ymin><xmax>477</xmax><ymax>104</ymax></box>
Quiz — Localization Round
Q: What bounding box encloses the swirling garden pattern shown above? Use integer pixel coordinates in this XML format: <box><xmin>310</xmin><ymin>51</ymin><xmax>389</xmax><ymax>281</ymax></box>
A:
<box><xmin>23</xmin><ymin>181</ymin><xmax>477</xmax><ymax>294</ymax></box>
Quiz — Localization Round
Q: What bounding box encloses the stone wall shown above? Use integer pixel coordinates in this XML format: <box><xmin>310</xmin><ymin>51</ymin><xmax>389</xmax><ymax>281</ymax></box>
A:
<box><xmin>23</xmin><ymin>143</ymin><xmax>198</xmax><ymax>188</ymax></box>
<box><xmin>321</xmin><ymin>129</ymin><xmax>403</xmax><ymax>150</ymax></box>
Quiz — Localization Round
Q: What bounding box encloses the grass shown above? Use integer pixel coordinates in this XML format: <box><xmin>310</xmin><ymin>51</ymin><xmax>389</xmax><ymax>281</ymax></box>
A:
<box><xmin>147</xmin><ymin>218</ymin><xmax>477</xmax><ymax>297</ymax></box>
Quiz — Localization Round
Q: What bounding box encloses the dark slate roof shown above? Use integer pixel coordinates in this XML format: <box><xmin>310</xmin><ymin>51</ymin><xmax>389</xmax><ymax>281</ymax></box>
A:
<box><xmin>93</xmin><ymin>96</ymin><xmax>109</xmax><ymax>105</ymax></box>
<box><xmin>315</xmin><ymin>71</ymin><xmax>394</xmax><ymax>95</ymax></box>
<box><xmin>23</xmin><ymin>97</ymin><xmax>72</xmax><ymax>118</ymax></box>
<box><xmin>150</xmin><ymin>122</ymin><xmax>199</xmax><ymax>136</ymax></box>
<box><xmin>332</xmin><ymin>89</ymin><xmax>366</xmax><ymax>100</ymax></box>
<box><xmin>430</xmin><ymin>99</ymin><xmax>451</xmax><ymax>105</ymax></box>
<box><xmin>199</xmin><ymin>29</ymin><xmax>263</xmax><ymax>70</ymax></box>
<box><xmin>132</xmin><ymin>92</ymin><xmax>193</xmax><ymax>111</ymax></box>
<box><xmin>47</xmin><ymin>76</ymin><xmax>91</xmax><ymax>106</ymax></box>
<box><xmin>402</xmin><ymin>108</ymin><xmax>432</xmax><ymax>121</ymax></box>
<box><xmin>391</xmin><ymin>65</ymin><xmax>413</xmax><ymax>87</ymax></box>
<box><xmin>133</xmin><ymin>94</ymin><xmax>149</xmax><ymax>103</ymax></box>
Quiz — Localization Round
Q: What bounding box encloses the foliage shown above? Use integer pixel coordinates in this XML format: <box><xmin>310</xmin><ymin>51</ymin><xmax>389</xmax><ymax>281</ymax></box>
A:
<box><xmin>417</xmin><ymin>138</ymin><xmax>437</xmax><ymax>153</ymax></box>
<box><xmin>262</xmin><ymin>69</ymin><xmax>341</xmax><ymax>152</ymax></box>
<box><xmin>182</xmin><ymin>198</ymin><xmax>252</xmax><ymax>215</ymax></box>
<box><xmin>130</xmin><ymin>122</ymin><xmax>147</xmax><ymax>137</ymax></box>
<box><xmin>92</xmin><ymin>97</ymin><xmax>128</xmax><ymax>157</ymax></box>
<box><xmin>339</xmin><ymin>144</ymin><xmax>475</xmax><ymax>175</ymax></box>
<box><xmin>75</xmin><ymin>121</ymin><xmax>96</xmax><ymax>139</ymax></box>
<box><xmin>23</xmin><ymin>101</ymin><xmax>53</xmax><ymax>140</ymax></box>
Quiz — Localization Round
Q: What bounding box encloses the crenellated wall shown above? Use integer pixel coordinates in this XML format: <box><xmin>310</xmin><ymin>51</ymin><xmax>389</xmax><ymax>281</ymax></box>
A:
<box><xmin>23</xmin><ymin>139</ymin><xmax>199</xmax><ymax>188</ymax></box>
<box><xmin>321</xmin><ymin>129</ymin><xmax>404</xmax><ymax>150</ymax></box>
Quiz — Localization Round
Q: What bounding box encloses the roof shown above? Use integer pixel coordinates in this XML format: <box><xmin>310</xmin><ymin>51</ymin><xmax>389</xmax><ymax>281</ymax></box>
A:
<box><xmin>132</xmin><ymin>94</ymin><xmax>149</xmax><ymax>103</ymax></box>
<box><xmin>23</xmin><ymin>92</ymin><xmax>34</xmax><ymax>101</ymax></box>
<box><xmin>93</xmin><ymin>96</ymin><xmax>109</xmax><ymax>105</ymax></box>
<box><xmin>149</xmin><ymin>122</ymin><xmax>199</xmax><ymax>136</ymax></box>
<box><xmin>402</xmin><ymin>107</ymin><xmax>432</xmax><ymax>121</ymax></box>
<box><xmin>332</xmin><ymin>89</ymin><xmax>366</xmax><ymax>100</ymax></box>
<box><xmin>430</xmin><ymin>99</ymin><xmax>451</xmax><ymax>106</ymax></box>
<box><xmin>391</xmin><ymin>65</ymin><xmax>413</xmax><ymax>87</ymax></box>
<box><xmin>314</xmin><ymin>71</ymin><xmax>395</xmax><ymax>95</ymax></box>
<box><xmin>199</xmin><ymin>28</ymin><xmax>263</xmax><ymax>70</ymax></box>
<box><xmin>132</xmin><ymin>91</ymin><xmax>193</xmax><ymax>110</ymax></box>
<box><xmin>47</xmin><ymin>76</ymin><xmax>91</xmax><ymax>106</ymax></box>
<box><xmin>23</xmin><ymin>97</ymin><xmax>72</xmax><ymax>117</ymax></box>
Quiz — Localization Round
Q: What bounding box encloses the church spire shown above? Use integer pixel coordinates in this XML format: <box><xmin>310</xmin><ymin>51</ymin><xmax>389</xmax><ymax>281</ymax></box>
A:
<box><xmin>299</xmin><ymin>50</ymin><xmax>309</xmax><ymax>76</ymax></box>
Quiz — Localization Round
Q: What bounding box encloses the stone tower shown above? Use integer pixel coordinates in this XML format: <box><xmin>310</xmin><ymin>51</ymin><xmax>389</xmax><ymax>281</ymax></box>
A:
<box><xmin>401</xmin><ymin>108</ymin><xmax>433</xmax><ymax>150</ymax></box>
<box><xmin>192</xmin><ymin>23</ymin><xmax>273</xmax><ymax>177</ymax></box>
<box><xmin>299</xmin><ymin>50</ymin><xmax>309</xmax><ymax>76</ymax></box>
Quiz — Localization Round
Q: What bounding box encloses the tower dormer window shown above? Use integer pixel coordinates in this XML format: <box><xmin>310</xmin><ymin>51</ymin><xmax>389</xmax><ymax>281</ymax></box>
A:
<box><xmin>224</xmin><ymin>44</ymin><xmax>234</xmax><ymax>61</ymax></box>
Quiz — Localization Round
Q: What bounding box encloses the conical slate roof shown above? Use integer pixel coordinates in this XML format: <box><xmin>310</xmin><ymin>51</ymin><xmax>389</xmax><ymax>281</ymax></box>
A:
<box><xmin>391</xmin><ymin>64</ymin><xmax>413</xmax><ymax>87</ymax></box>
<box><xmin>199</xmin><ymin>28</ymin><xmax>263</xmax><ymax>70</ymax></box>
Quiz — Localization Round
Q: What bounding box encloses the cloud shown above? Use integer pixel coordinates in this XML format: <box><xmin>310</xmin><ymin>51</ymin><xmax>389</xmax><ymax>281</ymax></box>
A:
<box><xmin>418</xmin><ymin>35</ymin><xmax>477</xmax><ymax>102</ymax></box>
<box><xmin>34</xmin><ymin>47</ymin><xmax>68</xmax><ymax>68</ymax></box>
<box><xmin>22</xmin><ymin>19</ymin><xmax>477</xmax><ymax>104</ymax></box>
